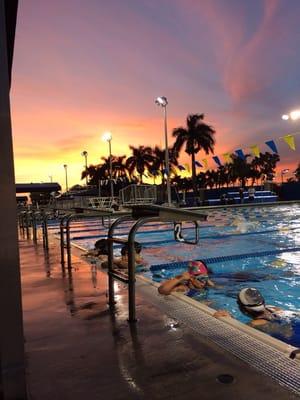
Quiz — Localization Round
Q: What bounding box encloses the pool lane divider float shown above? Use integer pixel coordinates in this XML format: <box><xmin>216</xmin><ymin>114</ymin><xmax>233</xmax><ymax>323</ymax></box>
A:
<box><xmin>150</xmin><ymin>246</ymin><xmax>300</xmax><ymax>271</ymax></box>
<box><xmin>69</xmin><ymin>226</ymin><xmax>300</xmax><ymax>243</ymax></box>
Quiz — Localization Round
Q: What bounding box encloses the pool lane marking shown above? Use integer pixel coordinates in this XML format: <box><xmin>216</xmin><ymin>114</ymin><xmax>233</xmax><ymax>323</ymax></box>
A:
<box><xmin>149</xmin><ymin>247</ymin><xmax>300</xmax><ymax>271</ymax></box>
<box><xmin>70</xmin><ymin>226</ymin><xmax>300</xmax><ymax>242</ymax></box>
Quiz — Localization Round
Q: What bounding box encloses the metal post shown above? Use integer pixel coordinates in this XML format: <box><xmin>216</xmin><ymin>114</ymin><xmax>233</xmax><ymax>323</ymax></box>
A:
<box><xmin>66</xmin><ymin>216</ymin><xmax>72</xmax><ymax>271</ymax></box>
<box><xmin>25</xmin><ymin>211</ymin><xmax>30</xmax><ymax>239</ymax></box>
<box><xmin>32</xmin><ymin>211</ymin><xmax>37</xmax><ymax>242</ymax></box>
<box><xmin>64</xmin><ymin>164</ymin><xmax>68</xmax><ymax>192</ymax></box>
<box><xmin>127</xmin><ymin>216</ymin><xmax>159</xmax><ymax>322</ymax></box>
<box><xmin>43</xmin><ymin>212</ymin><xmax>49</xmax><ymax>251</ymax></box>
<box><xmin>127</xmin><ymin>235</ymin><xmax>137</xmax><ymax>323</ymax></box>
<box><xmin>0</xmin><ymin>0</ymin><xmax>27</xmax><ymax>397</ymax></box>
<box><xmin>60</xmin><ymin>214</ymin><xmax>70</xmax><ymax>272</ymax></box>
<box><xmin>164</xmin><ymin>106</ymin><xmax>172</xmax><ymax>206</ymax></box>
<box><xmin>84</xmin><ymin>153</ymin><xmax>88</xmax><ymax>186</ymax></box>
<box><xmin>109</xmin><ymin>140</ymin><xmax>114</xmax><ymax>199</ymax></box>
<box><xmin>107</xmin><ymin>215</ymin><xmax>132</xmax><ymax>307</ymax></box>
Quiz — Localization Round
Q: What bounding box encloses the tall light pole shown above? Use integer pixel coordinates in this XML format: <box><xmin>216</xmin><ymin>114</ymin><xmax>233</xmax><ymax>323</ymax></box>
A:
<box><xmin>102</xmin><ymin>131</ymin><xmax>114</xmax><ymax>198</ymax></box>
<box><xmin>81</xmin><ymin>150</ymin><xmax>88</xmax><ymax>186</ymax></box>
<box><xmin>155</xmin><ymin>96</ymin><xmax>172</xmax><ymax>206</ymax></box>
<box><xmin>63</xmin><ymin>164</ymin><xmax>68</xmax><ymax>192</ymax></box>
<box><xmin>49</xmin><ymin>175</ymin><xmax>53</xmax><ymax>183</ymax></box>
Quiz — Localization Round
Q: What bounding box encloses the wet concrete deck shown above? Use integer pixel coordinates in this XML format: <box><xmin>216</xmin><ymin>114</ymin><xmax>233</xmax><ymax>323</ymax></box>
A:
<box><xmin>20</xmin><ymin>236</ymin><xmax>298</xmax><ymax>399</ymax></box>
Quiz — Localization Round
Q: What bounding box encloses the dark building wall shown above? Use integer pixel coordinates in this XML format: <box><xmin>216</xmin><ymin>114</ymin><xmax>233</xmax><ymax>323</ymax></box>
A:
<box><xmin>16</xmin><ymin>182</ymin><xmax>61</xmax><ymax>193</ymax></box>
<box><xmin>279</xmin><ymin>182</ymin><xmax>300</xmax><ymax>201</ymax></box>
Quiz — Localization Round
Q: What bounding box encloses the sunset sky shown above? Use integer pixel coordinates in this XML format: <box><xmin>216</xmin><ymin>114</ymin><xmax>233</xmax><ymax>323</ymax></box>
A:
<box><xmin>11</xmin><ymin>0</ymin><xmax>300</xmax><ymax>190</ymax></box>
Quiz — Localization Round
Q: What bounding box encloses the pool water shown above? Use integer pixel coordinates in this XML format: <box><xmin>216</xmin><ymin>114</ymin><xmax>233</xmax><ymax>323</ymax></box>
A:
<box><xmin>56</xmin><ymin>203</ymin><xmax>300</xmax><ymax>347</ymax></box>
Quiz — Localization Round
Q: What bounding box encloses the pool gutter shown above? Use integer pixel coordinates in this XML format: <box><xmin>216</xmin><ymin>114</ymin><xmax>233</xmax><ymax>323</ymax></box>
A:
<box><xmin>136</xmin><ymin>273</ymin><xmax>298</xmax><ymax>358</ymax></box>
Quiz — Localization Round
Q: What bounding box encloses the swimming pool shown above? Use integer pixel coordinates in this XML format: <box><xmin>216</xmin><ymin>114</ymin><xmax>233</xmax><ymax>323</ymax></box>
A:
<box><xmin>62</xmin><ymin>203</ymin><xmax>300</xmax><ymax>347</ymax></box>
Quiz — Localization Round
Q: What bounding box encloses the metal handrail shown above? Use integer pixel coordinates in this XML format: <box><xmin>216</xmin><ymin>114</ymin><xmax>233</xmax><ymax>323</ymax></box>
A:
<box><xmin>107</xmin><ymin>215</ymin><xmax>134</xmax><ymax>307</ymax></box>
<box><xmin>106</xmin><ymin>205</ymin><xmax>211</xmax><ymax>322</ymax></box>
<box><xmin>60</xmin><ymin>210</ymin><xmax>123</xmax><ymax>272</ymax></box>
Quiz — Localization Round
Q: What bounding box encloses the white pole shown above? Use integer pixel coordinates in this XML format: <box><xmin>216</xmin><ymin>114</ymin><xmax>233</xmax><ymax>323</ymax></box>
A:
<box><xmin>108</xmin><ymin>140</ymin><xmax>114</xmax><ymax>198</ymax></box>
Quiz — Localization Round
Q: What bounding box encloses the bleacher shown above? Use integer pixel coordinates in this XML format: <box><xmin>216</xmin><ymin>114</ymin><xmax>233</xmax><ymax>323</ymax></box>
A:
<box><xmin>207</xmin><ymin>189</ymin><xmax>278</xmax><ymax>206</ymax></box>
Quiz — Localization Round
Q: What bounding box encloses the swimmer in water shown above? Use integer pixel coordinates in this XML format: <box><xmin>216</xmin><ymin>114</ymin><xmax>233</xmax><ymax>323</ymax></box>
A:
<box><xmin>158</xmin><ymin>260</ymin><xmax>215</xmax><ymax>295</ymax></box>
<box><xmin>214</xmin><ymin>288</ymin><xmax>293</xmax><ymax>339</ymax></box>
<box><xmin>230</xmin><ymin>216</ymin><xmax>259</xmax><ymax>234</ymax></box>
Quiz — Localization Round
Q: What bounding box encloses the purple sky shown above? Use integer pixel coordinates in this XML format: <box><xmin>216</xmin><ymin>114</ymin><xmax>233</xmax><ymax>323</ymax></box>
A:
<box><xmin>11</xmin><ymin>0</ymin><xmax>300</xmax><ymax>186</ymax></box>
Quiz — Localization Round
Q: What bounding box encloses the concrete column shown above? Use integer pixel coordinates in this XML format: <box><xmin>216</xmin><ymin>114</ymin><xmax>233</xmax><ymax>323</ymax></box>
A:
<box><xmin>0</xmin><ymin>0</ymin><xmax>27</xmax><ymax>398</ymax></box>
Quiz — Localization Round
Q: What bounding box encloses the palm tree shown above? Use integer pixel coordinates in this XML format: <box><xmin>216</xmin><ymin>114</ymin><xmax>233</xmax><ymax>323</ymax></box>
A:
<box><xmin>172</xmin><ymin>114</ymin><xmax>215</xmax><ymax>193</ymax></box>
<box><xmin>126</xmin><ymin>145</ymin><xmax>156</xmax><ymax>183</ymax></box>
<box><xmin>151</xmin><ymin>146</ymin><xmax>178</xmax><ymax>183</ymax></box>
<box><xmin>229</xmin><ymin>154</ymin><xmax>252</xmax><ymax>187</ymax></box>
<box><xmin>294</xmin><ymin>163</ymin><xmax>300</xmax><ymax>182</ymax></box>
<box><xmin>81</xmin><ymin>165</ymin><xmax>105</xmax><ymax>186</ymax></box>
<box><xmin>252</xmin><ymin>152</ymin><xmax>280</xmax><ymax>182</ymax></box>
<box><xmin>100</xmin><ymin>155</ymin><xmax>128</xmax><ymax>179</ymax></box>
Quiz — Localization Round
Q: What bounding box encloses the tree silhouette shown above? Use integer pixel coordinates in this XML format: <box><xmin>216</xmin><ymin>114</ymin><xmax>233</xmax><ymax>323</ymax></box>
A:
<box><xmin>126</xmin><ymin>145</ymin><xmax>156</xmax><ymax>183</ymax></box>
<box><xmin>172</xmin><ymin>114</ymin><xmax>215</xmax><ymax>193</ymax></box>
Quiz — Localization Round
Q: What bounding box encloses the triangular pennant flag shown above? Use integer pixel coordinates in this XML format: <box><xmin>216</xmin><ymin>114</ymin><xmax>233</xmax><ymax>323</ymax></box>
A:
<box><xmin>194</xmin><ymin>161</ymin><xmax>203</xmax><ymax>167</ymax></box>
<box><xmin>235</xmin><ymin>149</ymin><xmax>246</xmax><ymax>160</ymax></box>
<box><xmin>265</xmin><ymin>139</ymin><xmax>278</xmax><ymax>153</ymax></box>
<box><xmin>202</xmin><ymin>159</ymin><xmax>208</xmax><ymax>169</ymax></box>
<box><xmin>250</xmin><ymin>145</ymin><xmax>260</xmax><ymax>157</ymax></box>
<box><xmin>283</xmin><ymin>134</ymin><xmax>296</xmax><ymax>151</ymax></box>
<box><xmin>212</xmin><ymin>156</ymin><xmax>222</xmax><ymax>167</ymax></box>
<box><xmin>184</xmin><ymin>163</ymin><xmax>191</xmax><ymax>173</ymax></box>
<box><xmin>178</xmin><ymin>165</ymin><xmax>186</xmax><ymax>171</ymax></box>
<box><xmin>222</xmin><ymin>153</ymin><xmax>232</xmax><ymax>163</ymax></box>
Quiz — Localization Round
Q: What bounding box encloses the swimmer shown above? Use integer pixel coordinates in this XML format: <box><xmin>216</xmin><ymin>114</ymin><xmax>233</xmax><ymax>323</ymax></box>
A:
<box><xmin>158</xmin><ymin>260</ymin><xmax>215</xmax><ymax>295</ymax></box>
<box><xmin>83</xmin><ymin>238</ymin><xmax>109</xmax><ymax>261</ymax></box>
<box><xmin>237</xmin><ymin>287</ymin><xmax>283</xmax><ymax>326</ymax></box>
<box><xmin>113</xmin><ymin>242</ymin><xmax>146</xmax><ymax>270</ymax></box>
<box><xmin>230</xmin><ymin>216</ymin><xmax>259</xmax><ymax>234</ymax></box>
<box><xmin>237</xmin><ymin>287</ymin><xmax>293</xmax><ymax>338</ymax></box>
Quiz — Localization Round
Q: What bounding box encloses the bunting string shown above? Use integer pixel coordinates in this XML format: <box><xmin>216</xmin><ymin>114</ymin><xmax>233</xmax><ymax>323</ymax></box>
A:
<box><xmin>173</xmin><ymin>131</ymin><xmax>299</xmax><ymax>175</ymax></box>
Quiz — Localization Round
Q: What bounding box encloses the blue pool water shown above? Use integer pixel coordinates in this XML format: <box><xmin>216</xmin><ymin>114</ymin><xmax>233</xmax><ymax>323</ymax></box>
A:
<box><xmin>58</xmin><ymin>203</ymin><xmax>300</xmax><ymax>347</ymax></box>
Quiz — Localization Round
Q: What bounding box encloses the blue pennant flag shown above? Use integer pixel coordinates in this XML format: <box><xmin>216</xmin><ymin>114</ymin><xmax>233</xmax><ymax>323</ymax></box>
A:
<box><xmin>162</xmin><ymin>168</ymin><xmax>169</xmax><ymax>176</ymax></box>
<box><xmin>212</xmin><ymin>156</ymin><xmax>222</xmax><ymax>167</ymax></box>
<box><xmin>178</xmin><ymin>165</ymin><xmax>186</xmax><ymax>171</ymax></box>
<box><xmin>194</xmin><ymin>161</ymin><xmax>203</xmax><ymax>167</ymax></box>
<box><xmin>235</xmin><ymin>149</ymin><xmax>246</xmax><ymax>160</ymax></box>
<box><xmin>265</xmin><ymin>140</ymin><xmax>278</xmax><ymax>154</ymax></box>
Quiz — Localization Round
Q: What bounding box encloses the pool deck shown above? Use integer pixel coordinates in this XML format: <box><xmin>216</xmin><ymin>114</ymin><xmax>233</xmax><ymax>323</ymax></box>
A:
<box><xmin>20</xmin><ymin>235</ymin><xmax>299</xmax><ymax>399</ymax></box>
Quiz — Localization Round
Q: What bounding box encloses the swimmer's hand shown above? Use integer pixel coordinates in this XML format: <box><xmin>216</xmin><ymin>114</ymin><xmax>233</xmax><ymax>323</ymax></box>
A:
<box><xmin>178</xmin><ymin>272</ymin><xmax>191</xmax><ymax>282</ymax></box>
<box><xmin>213</xmin><ymin>310</ymin><xmax>232</xmax><ymax>318</ymax></box>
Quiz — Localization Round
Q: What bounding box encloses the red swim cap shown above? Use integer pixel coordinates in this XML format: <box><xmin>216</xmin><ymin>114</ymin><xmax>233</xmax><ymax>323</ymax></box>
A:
<box><xmin>188</xmin><ymin>260</ymin><xmax>208</xmax><ymax>276</ymax></box>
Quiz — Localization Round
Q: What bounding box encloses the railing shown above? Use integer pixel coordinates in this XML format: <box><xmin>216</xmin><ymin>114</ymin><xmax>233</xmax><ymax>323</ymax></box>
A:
<box><xmin>107</xmin><ymin>205</ymin><xmax>207</xmax><ymax>322</ymax></box>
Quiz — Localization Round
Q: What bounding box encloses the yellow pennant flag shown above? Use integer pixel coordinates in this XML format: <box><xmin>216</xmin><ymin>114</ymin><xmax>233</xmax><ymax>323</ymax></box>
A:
<box><xmin>202</xmin><ymin>158</ymin><xmax>208</xmax><ymax>169</ymax></box>
<box><xmin>250</xmin><ymin>145</ymin><xmax>260</xmax><ymax>157</ymax></box>
<box><xmin>283</xmin><ymin>134</ymin><xmax>296</xmax><ymax>150</ymax></box>
<box><xmin>184</xmin><ymin>163</ymin><xmax>191</xmax><ymax>173</ymax></box>
<box><xmin>222</xmin><ymin>153</ymin><xmax>232</xmax><ymax>163</ymax></box>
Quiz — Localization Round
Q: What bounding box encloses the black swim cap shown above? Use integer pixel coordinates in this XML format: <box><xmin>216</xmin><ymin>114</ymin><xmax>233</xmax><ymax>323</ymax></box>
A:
<box><xmin>121</xmin><ymin>241</ymin><xmax>142</xmax><ymax>256</ymax></box>
<box><xmin>94</xmin><ymin>239</ymin><xmax>109</xmax><ymax>255</ymax></box>
<box><xmin>238</xmin><ymin>288</ymin><xmax>265</xmax><ymax>313</ymax></box>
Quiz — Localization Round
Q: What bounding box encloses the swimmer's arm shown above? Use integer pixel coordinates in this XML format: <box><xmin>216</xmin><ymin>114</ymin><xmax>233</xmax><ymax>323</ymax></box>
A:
<box><xmin>207</xmin><ymin>279</ymin><xmax>215</xmax><ymax>287</ymax></box>
<box><xmin>158</xmin><ymin>273</ymin><xmax>189</xmax><ymax>295</ymax></box>
<box><xmin>248</xmin><ymin>319</ymin><xmax>268</xmax><ymax>327</ymax></box>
